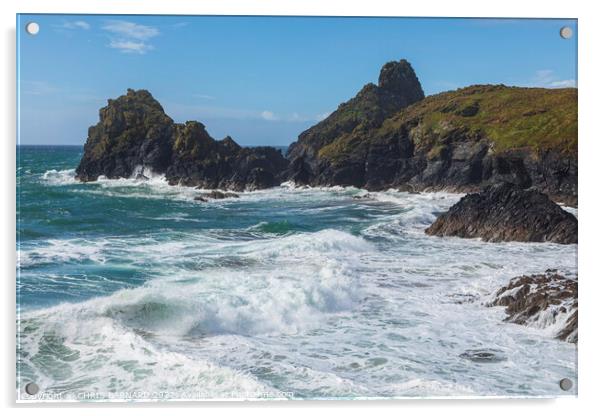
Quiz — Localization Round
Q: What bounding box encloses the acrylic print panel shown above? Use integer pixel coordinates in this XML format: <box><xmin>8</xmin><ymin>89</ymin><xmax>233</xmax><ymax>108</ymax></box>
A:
<box><xmin>16</xmin><ymin>14</ymin><xmax>578</xmax><ymax>401</ymax></box>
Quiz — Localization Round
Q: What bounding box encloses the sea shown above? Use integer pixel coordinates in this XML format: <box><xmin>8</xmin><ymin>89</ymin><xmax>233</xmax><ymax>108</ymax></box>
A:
<box><xmin>16</xmin><ymin>145</ymin><xmax>578</xmax><ymax>401</ymax></box>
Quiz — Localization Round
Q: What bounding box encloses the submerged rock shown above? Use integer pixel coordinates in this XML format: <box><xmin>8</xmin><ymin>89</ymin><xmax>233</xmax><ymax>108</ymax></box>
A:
<box><xmin>351</xmin><ymin>193</ymin><xmax>373</xmax><ymax>200</ymax></box>
<box><xmin>76</xmin><ymin>89</ymin><xmax>288</xmax><ymax>191</ymax></box>
<box><xmin>487</xmin><ymin>270</ymin><xmax>577</xmax><ymax>343</ymax></box>
<box><xmin>194</xmin><ymin>191</ymin><xmax>239</xmax><ymax>201</ymax></box>
<box><xmin>459</xmin><ymin>349</ymin><xmax>507</xmax><ymax>363</ymax></box>
<box><xmin>425</xmin><ymin>183</ymin><xmax>577</xmax><ymax>244</ymax></box>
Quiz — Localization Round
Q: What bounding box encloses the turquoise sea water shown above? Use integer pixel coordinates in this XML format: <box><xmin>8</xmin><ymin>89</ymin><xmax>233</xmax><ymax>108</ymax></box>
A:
<box><xmin>17</xmin><ymin>145</ymin><xmax>578</xmax><ymax>400</ymax></box>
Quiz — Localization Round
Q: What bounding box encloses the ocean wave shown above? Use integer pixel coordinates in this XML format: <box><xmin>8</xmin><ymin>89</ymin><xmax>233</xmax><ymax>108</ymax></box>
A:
<box><xmin>19</xmin><ymin>171</ymin><xmax>579</xmax><ymax>398</ymax></box>
<box><xmin>19</xmin><ymin>239</ymin><xmax>108</xmax><ymax>268</ymax></box>
<box><xmin>17</xmin><ymin>310</ymin><xmax>275</xmax><ymax>401</ymax></box>
<box><xmin>18</xmin><ymin>228</ymin><xmax>371</xmax><ymax>398</ymax></box>
<box><xmin>41</xmin><ymin>169</ymin><xmax>77</xmax><ymax>186</ymax></box>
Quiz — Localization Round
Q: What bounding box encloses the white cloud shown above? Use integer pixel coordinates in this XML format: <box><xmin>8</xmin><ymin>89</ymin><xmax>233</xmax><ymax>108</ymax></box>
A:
<box><xmin>102</xmin><ymin>20</ymin><xmax>159</xmax><ymax>40</ymax></box>
<box><xmin>60</xmin><ymin>20</ymin><xmax>90</xmax><ymax>30</ymax></box>
<box><xmin>102</xmin><ymin>20</ymin><xmax>159</xmax><ymax>54</ymax></box>
<box><xmin>532</xmin><ymin>69</ymin><xmax>576</xmax><ymax>88</ymax></box>
<box><xmin>108</xmin><ymin>40</ymin><xmax>154</xmax><ymax>54</ymax></box>
<box><xmin>261</xmin><ymin>110</ymin><xmax>278</xmax><ymax>121</ymax></box>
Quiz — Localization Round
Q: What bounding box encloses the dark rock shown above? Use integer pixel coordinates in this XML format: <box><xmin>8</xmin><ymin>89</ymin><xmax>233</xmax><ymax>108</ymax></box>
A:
<box><xmin>76</xmin><ymin>89</ymin><xmax>174</xmax><ymax>181</ymax></box>
<box><xmin>425</xmin><ymin>183</ymin><xmax>577</xmax><ymax>244</ymax></box>
<box><xmin>195</xmin><ymin>191</ymin><xmax>239</xmax><ymax>201</ymax></box>
<box><xmin>459</xmin><ymin>349</ymin><xmax>506</xmax><ymax>363</ymax></box>
<box><xmin>284</xmin><ymin>69</ymin><xmax>577</xmax><ymax>205</ymax></box>
<box><xmin>447</xmin><ymin>293</ymin><xmax>479</xmax><ymax>304</ymax></box>
<box><xmin>285</xmin><ymin>59</ymin><xmax>425</xmax><ymax>185</ymax></box>
<box><xmin>351</xmin><ymin>193</ymin><xmax>373</xmax><ymax>200</ymax></box>
<box><xmin>487</xmin><ymin>270</ymin><xmax>577</xmax><ymax>343</ymax></box>
<box><xmin>76</xmin><ymin>90</ymin><xmax>289</xmax><ymax>191</ymax></box>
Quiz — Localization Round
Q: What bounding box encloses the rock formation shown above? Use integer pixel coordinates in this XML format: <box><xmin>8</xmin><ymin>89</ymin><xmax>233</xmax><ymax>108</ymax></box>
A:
<box><xmin>76</xmin><ymin>59</ymin><xmax>578</xmax><ymax>205</ymax></box>
<box><xmin>285</xmin><ymin>62</ymin><xmax>577</xmax><ymax>205</ymax></box>
<box><xmin>488</xmin><ymin>270</ymin><xmax>577</xmax><ymax>343</ymax></box>
<box><xmin>194</xmin><ymin>190</ymin><xmax>240</xmax><ymax>202</ymax></box>
<box><xmin>425</xmin><ymin>183</ymin><xmax>577</xmax><ymax>244</ymax></box>
<box><xmin>76</xmin><ymin>89</ymin><xmax>288</xmax><ymax>191</ymax></box>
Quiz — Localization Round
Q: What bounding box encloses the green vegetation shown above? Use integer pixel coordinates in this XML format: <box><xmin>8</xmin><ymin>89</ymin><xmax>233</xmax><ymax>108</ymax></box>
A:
<box><xmin>391</xmin><ymin>85</ymin><xmax>577</xmax><ymax>154</ymax></box>
<box><xmin>318</xmin><ymin>85</ymin><xmax>577</xmax><ymax>164</ymax></box>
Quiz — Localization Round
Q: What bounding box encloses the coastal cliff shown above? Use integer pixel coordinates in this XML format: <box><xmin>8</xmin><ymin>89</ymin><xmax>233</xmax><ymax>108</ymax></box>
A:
<box><xmin>76</xmin><ymin>59</ymin><xmax>577</xmax><ymax>205</ymax></box>
<box><xmin>286</xmin><ymin>61</ymin><xmax>577</xmax><ymax>205</ymax></box>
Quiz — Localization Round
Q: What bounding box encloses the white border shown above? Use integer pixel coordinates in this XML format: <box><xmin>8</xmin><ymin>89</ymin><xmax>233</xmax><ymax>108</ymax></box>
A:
<box><xmin>2</xmin><ymin>0</ymin><xmax>601</xmax><ymax>414</ymax></box>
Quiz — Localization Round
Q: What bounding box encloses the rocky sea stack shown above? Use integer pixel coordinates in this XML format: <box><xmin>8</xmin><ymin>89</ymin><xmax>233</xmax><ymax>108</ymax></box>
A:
<box><xmin>76</xmin><ymin>89</ymin><xmax>288</xmax><ymax>191</ymax></box>
<box><xmin>488</xmin><ymin>270</ymin><xmax>577</xmax><ymax>343</ymax></box>
<box><xmin>425</xmin><ymin>183</ymin><xmax>577</xmax><ymax>244</ymax></box>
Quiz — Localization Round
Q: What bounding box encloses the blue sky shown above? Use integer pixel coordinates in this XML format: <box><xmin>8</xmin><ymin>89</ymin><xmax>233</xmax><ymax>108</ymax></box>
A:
<box><xmin>17</xmin><ymin>15</ymin><xmax>577</xmax><ymax>146</ymax></box>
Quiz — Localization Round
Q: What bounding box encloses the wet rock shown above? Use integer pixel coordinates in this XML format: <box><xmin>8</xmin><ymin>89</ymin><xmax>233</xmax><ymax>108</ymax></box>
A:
<box><xmin>487</xmin><ymin>270</ymin><xmax>577</xmax><ymax>343</ymax></box>
<box><xmin>459</xmin><ymin>349</ymin><xmax>506</xmax><ymax>363</ymax></box>
<box><xmin>425</xmin><ymin>183</ymin><xmax>577</xmax><ymax>244</ymax></box>
<box><xmin>194</xmin><ymin>191</ymin><xmax>239</xmax><ymax>201</ymax></box>
<box><xmin>447</xmin><ymin>293</ymin><xmax>479</xmax><ymax>304</ymax></box>
<box><xmin>352</xmin><ymin>193</ymin><xmax>373</xmax><ymax>200</ymax></box>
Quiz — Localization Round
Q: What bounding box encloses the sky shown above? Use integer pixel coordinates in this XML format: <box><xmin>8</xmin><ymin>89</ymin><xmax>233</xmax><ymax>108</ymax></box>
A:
<box><xmin>17</xmin><ymin>15</ymin><xmax>577</xmax><ymax>146</ymax></box>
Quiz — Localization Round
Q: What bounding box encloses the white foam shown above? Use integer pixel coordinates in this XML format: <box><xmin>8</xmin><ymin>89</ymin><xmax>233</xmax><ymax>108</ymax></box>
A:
<box><xmin>41</xmin><ymin>169</ymin><xmax>77</xmax><ymax>185</ymax></box>
<box><xmin>19</xmin><ymin>238</ymin><xmax>108</xmax><ymax>268</ymax></box>
<box><xmin>18</xmin><ymin>185</ymin><xmax>578</xmax><ymax>399</ymax></box>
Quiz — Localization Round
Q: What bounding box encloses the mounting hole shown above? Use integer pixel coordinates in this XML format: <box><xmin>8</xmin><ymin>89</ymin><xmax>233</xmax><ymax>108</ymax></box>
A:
<box><xmin>25</xmin><ymin>22</ymin><xmax>40</xmax><ymax>35</ymax></box>
<box><xmin>24</xmin><ymin>382</ymin><xmax>39</xmax><ymax>395</ymax></box>
<box><xmin>560</xmin><ymin>26</ymin><xmax>573</xmax><ymax>39</ymax></box>
<box><xmin>559</xmin><ymin>378</ymin><xmax>573</xmax><ymax>391</ymax></box>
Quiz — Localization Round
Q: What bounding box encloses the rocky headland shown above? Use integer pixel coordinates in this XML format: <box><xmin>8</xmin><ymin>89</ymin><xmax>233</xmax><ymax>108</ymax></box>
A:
<box><xmin>425</xmin><ymin>183</ymin><xmax>577</xmax><ymax>244</ymax></box>
<box><xmin>487</xmin><ymin>270</ymin><xmax>577</xmax><ymax>343</ymax></box>
<box><xmin>76</xmin><ymin>59</ymin><xmax>577</xmax><ymax>207</ymax></box>
<box><xmin>286</xmin><ymin>60</ymin><xmax>577</xmax><ymax>206</ymax></box>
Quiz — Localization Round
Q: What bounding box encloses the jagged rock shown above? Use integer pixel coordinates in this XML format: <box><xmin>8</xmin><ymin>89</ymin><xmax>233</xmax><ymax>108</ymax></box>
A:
<box><xmin>76</xmin><ymin>89</ymin><xmax>174</xmax><ymax>181</ymax></box>
<box><xmin>487</xmin><ymin>270</ymin><xmax>577</xmax><ymax>343</ymax></box>
<box><xmin>75</xmin><ymin>90</ymin><xmax>288</xmax><ymax>191</ymax></box>
<box><xmin>76</xmin><ymin>60</ymin><xmax>578</xmax><ymax>205</ymax></box>
<box><xmin>425</xmin><ymin>183</ymin><xmax>577</xmax><ymax>244</ymax></box>
<box><xmin>285</xmin><ymin>59</ymin><xmax>425</xmax><ymax>186</ymax></box>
